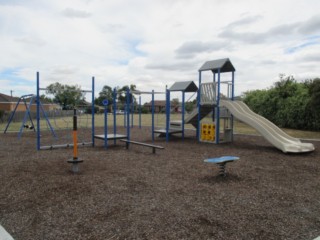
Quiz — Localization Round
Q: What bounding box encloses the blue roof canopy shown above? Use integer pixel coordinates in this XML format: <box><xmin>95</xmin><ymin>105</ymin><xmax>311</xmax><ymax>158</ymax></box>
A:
<box><xmin>199</xmin><ymin>58</ymin><xmax>235</xmax><ymax>73</ymax></box>
<box><xmin>168</xmin><ymin>81</ymin><xmax>198</xmax><ymax>92</ymax></box>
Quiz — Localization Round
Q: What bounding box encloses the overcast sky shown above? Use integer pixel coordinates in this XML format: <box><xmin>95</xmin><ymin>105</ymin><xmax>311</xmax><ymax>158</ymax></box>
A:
<box><xmin>0</xmin><ymin>0</ymin><xmax>319</xmax><ymax>103</ymax></box>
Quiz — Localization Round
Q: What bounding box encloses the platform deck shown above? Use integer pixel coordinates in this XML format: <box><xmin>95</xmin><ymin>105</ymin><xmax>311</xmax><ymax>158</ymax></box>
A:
<box><xmin>153</xmin><ymin>129</ymin><xmax>183</xmax><ymax>134</ymax></box>
<box><xmin>94</xmin><ymin>134</ymin><xmax>128</xmax><ymax>140</ymax></box>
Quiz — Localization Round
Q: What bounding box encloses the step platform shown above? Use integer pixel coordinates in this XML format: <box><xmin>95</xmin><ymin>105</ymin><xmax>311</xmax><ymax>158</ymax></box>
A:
<box><xmin>94</xmin><ymin>134</ymin><xmax>128</xmax><ymax>140</ymax></box>
<box><xmin>153</xmin><ymin>129</ymin><xmax>183</xmax><ymax>137</ymax></box>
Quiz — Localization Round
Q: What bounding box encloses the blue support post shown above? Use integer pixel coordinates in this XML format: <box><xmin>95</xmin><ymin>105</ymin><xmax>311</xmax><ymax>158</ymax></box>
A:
<box><xmin>113</xmin><ymin>88</ymin><xmax>117</xmax><ymax>145</ymax></box>
<box><xmin>35</xmin><ymin>73</ymin><xmax>56</xmax><ymax>150</ymax></box>
<box><xmin>231</xmin><ymin>71</ymin><xmax>235</xmax><ymax>100</ymax></box>
<box><xmin>36</xmin><ymin>72</ymin><xmax>40</xmax><ymax>150</ymax></box>
<box><xmin>231</xmin><ymin>71</ymin><xmax>235</xmax><ymax>142</ymax></box>
<box><xmin>92</xmin><ymin>77</ymin><xmax>95</xmax><ymax>147</ymax></box>
<box><xmin>104</xmin><ymin>105</ymin><xmax>108</xmax><ymax>149</ymax></box>
<box><xmin>213</xmin><ymin>72</ymin><xmax>216</xmax><ymax>122</ymax></box>
<box><xmin>165</xmin><ymin>89</ymin><xmax>170</xmax><ymax>142</ymax></box>
<box><xmin>126</xmin><ymin>88</ymin><xmax>130</xmax><ymax>141</ymax></box>
<box><xmin>123</xmin><ymin>104</ymin><xmax>126</xmax><ymax>127</ymax></box>
<box><xmin>3</xmin><ymin>98</ymin><xmax>22</xmax><ymax>134</ymax></box>
<box><xmin>139</xmin><ymin>95</ymin><xmax>141</xmax><ymax>129</ymax></box>
<box><xmin>39</xmin><ymin>101</ymin><xmax>56</xmax><ymax>138</ymax></box>
<box><xmin>197</xmin><ymin>71</ymin><xmax>201</xmax><ymax>141</ymax></box>
<box><xmin>182</xmin><ymin>91</ymin><xmax>185</xmax><ymax>140</ymax></box>
<box><xmin>216</xmin><ymin>68</ymin><xmax>221</xmax><ymax>144</ymax></box>
<box><xmin>151</xmin><ymin>90</ymin><xmax>155</xmax><ymax>142</ymax></box>
<box><xmin>131</xmin><ymin>100</ymin><xmax>134</xmax><ymax>128</ymax></box>
<box><xmin>18</xmin><ymin>97</ymin><xmax>35</xmax><ymax>138</ymax></box>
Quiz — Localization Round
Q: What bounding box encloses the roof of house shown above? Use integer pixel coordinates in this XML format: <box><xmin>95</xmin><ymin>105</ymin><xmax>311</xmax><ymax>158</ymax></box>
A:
<box><xmin>0</xmin><ymin>93</ymin><xmax>57</xmax><ymax>105</ymax></box>
<box><xmin>144</xmin><ymin>100</ymin><xmax>167</xmax><ymax>107</ymax></box>
<box><xmin>144</xmin><ymin>100</ymin><xmax>182</xmax><ymax>108</ymax></box>
<box><xmin>199</xmin><ymin>58</ymin><xmax>236</xmax><ymax>73</ymax></box>
<box><xmin>0</xmin><ymin>93</ymin><xmax>19</xmax><ymax>103</ymax></box>
<box><xmin>168</xmin><ymin>81</ymin><xmax>198</xmax><ymax>92</ymax></box>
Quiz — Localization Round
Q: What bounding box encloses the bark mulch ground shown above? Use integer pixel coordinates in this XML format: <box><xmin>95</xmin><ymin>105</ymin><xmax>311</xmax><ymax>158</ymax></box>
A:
<box><xmin>0</xmin><ymin>127</ymin><xmax>319</xmax><ymax>240</ymax></box>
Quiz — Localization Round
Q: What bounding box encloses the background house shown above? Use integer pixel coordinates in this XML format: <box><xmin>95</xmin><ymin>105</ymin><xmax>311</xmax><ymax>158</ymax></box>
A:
<box><xmin>144</xmin><ymin>100</ymin><xmax>166</xmax><ymax>113</ymax></box>
<box><xmin>0</xmin><ymin>93</ymin><xmax>59</xmax><ymax>112</ymax></box>
<box><xmin>143</xmin><ymin>100</ymin><xmax>181</xmax><ymax>113</ymax></box>
<box><xmin>0</xmin><ymin>93</ymin><xmax>21</xmax><ymax>112</ymax></box>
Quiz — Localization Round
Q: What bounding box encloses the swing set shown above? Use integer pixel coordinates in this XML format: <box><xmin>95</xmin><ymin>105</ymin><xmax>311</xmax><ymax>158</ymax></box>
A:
<box><xmin>3</xmin><ymin>94</ymin><xmax>56</xmax><ymax>138</ymax></box>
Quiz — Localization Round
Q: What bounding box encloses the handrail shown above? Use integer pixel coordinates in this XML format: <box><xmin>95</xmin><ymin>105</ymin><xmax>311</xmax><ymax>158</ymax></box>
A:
<box><xmin>186</xmin><ymin>91</ymin><xmax>197</xmax><ymax>102</ymax></box>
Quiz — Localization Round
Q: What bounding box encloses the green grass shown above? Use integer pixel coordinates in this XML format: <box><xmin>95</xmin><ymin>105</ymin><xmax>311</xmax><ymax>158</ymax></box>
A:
<box><xmin>1</xmin><ymin>113</ymin><xmax>319</xmax><ymax>140</ymax></box>
<box><xmin>233</xmin><ymin>120</ymin><xmax>320</xmax><ymax>139</ymax></box>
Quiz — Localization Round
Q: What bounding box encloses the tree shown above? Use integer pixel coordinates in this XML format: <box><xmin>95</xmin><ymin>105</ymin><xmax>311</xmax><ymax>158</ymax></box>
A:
<box><xmin>274</xmin><ymin>74</ymin><xmax>297</xmax><ymax>98</ymax></box>
<box><xmin>185</xmin><ymin>99</ymin><xmax>196</xmax><ymax>113</ymax></box>
<box><xmin>46</xmin><ymin>83</ymin><xmax>85</xmax><ymax>109</ymax></box>
<box><xmin>95</xmin><ymin>84</ymin><xmax>139</xmax><ymax>112</ymax></box>
<box><xmin>243</xmin><ymin>75</ymin><xmax>320</xmax><ymax>131</ymax></box>
<box><xmin>39</xmin><ymin>94</ymin><xmax>53</xmax><ymax>103</ymax></box>
<box><xmin>95</xmin><ymin>85</ymin><xmax>113</xmax><ymax>106</ymax></box>
<box><xmin>171</xmin><ymin>98</ymin><xmax>180</xmax><ymax>113</ymax></box>
<box><xmin>117</xmin><ymin>84</ymin><xmax>137</xmax><ymax>104</ymax></box>
<box><xmin>0</xmin><ymin>109</ymin><xmax>4</xmax><ymax>123</ymax></box>
<box><xmin>305</xmin><ymin>78</ymin><xmax>320</xmax><ymax>130</ymax></box>
<box><xmin>307</xmin><ymin>78</ymin><xmax>320</xmax><ymax>107</ymax></box>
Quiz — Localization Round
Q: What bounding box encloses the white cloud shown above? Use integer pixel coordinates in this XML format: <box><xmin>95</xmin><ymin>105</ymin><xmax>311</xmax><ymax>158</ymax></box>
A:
<box><xmin>62</xmin><ymin>8</ymin><xmax>92</xmax><ymax>18</ymax></box>
<box><xmin>0</xmin><ymin>0</ymin><xmax>319</xmax><ymax>103</ymax></box>
<box><xmin>175</xmin><ymin>41</ymin><xmax>229</xmax><ymax>59</ymax></box>
<box><xmin>298</xmin><ymin>15</ymin><xmax>320</xmax><ymax>35</ymax></box>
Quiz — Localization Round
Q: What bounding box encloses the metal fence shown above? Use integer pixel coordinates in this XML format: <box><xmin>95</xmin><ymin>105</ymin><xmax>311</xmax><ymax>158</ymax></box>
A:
<box><xmin>2</xmin><ymin>110</ymin><xmax>75</xmax><ymax>123</ymax></box>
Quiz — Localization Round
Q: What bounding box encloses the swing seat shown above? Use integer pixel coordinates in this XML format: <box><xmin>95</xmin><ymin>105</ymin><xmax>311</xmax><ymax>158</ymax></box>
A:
<box><xmin>24</xmin><ymin>124</ymin><xmax>34</xmax><ymax>129</ymax></box>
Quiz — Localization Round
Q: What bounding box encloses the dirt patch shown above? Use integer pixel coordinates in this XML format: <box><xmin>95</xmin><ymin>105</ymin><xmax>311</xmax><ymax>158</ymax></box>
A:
<box><xmin>0</xmin><ymin>127</ymin><xmax>320</xmax><ymax>240</ymax></box>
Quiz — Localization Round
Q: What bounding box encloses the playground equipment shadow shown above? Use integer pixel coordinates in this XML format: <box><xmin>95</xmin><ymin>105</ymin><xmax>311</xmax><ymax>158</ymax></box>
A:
<box><xmin>0</xmin><ymin>127</ymin><xmax>319</xmax><ymax>240</ymax></box>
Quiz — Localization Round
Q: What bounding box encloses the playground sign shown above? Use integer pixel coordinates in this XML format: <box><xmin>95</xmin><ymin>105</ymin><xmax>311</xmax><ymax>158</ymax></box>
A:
<box><xmin>102</xmin><ymin>99</ymin><xmax>109</xmax><ymax>106</ymax></box>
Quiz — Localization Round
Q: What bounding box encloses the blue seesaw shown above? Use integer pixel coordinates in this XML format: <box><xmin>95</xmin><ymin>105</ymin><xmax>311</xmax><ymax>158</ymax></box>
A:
<box><xmin>204</xmin><ymin>156</ymin><xmax>239</xmax><ymax>177</ymax></box>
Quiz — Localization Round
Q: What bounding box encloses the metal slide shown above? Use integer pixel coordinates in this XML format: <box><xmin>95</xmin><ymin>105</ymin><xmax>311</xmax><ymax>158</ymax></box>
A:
<box><xmin>220</xmin><ymin>100</ymin><xmax>315</xmax><ymax>153</ymax></box>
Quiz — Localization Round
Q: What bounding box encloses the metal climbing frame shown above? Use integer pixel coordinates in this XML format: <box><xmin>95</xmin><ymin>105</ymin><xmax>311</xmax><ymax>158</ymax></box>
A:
<box><xmin>36</xmin><ymin>72</ymin><xmax>95</xmax><ymax>150</ymax></box>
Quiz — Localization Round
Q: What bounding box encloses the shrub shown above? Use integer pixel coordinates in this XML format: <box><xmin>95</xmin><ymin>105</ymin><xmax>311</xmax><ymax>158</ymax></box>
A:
<box><xmin>0</xmin><ymin>110</ymin><xmax>4</xmax><ymax>122</ymax></box>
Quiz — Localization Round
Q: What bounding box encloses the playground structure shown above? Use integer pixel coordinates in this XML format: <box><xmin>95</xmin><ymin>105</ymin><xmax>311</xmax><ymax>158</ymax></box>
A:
<box><xmin>159</xmin><ymin>59</ymin><xmax>236</xmax><ymax>143</ymax></box>
<box><xmin>93</xmin><ymin>88</ymin><xmax>130</xmax><ymax>148</ymax></box>
<box><xmin>153</xmin><ymin>81</ymin><xmax>199</xmax><ymax>141</ymax></box>
<box><xmin>94</xmin><ymin>88</ymin><xmax>166</xmax><ymax>151</ymax></box>
<box><xmin>4</xmin><ymin>59</ymin><xmax>315</xmax><ymax>153</ymax></box>
<box><xmin>161</xmin><ymin>58</ymin><xmax>315</xmax><ymax>153</ymax></box>
<box><xmin>25</xmin><ymin>72</ymin><xmax>166</xmax><ymax>152</ymax></box>
<box><xmin>1</xmin><ymin>62</ymin><xmax>319</xmax><ymax>239</ymax></box>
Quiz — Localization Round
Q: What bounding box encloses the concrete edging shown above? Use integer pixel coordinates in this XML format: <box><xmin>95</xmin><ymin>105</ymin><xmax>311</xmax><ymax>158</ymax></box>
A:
<box><xmin>0</xmin><ymin>225</ymin><xmax>14</xmax><ymax>240</ymax></box>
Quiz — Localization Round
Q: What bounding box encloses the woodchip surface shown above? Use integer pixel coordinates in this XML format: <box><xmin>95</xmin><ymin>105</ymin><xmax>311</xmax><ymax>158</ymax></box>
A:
<box><xmin>0</xmin><ymin>127</ymin><xmax>319</xmax><ymax>240</ymax></box>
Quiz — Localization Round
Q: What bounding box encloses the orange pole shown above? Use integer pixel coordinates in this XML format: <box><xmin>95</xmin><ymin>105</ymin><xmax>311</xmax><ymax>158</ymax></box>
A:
<box><xmin>73</xmin><ymin>130</ymin><xmax>78</xmax><ymax>159</ymax></box>
<box><xmin>68</xmin><ymin>108</ymin><xmax>83</xmax><ymax>173</ymax></box>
